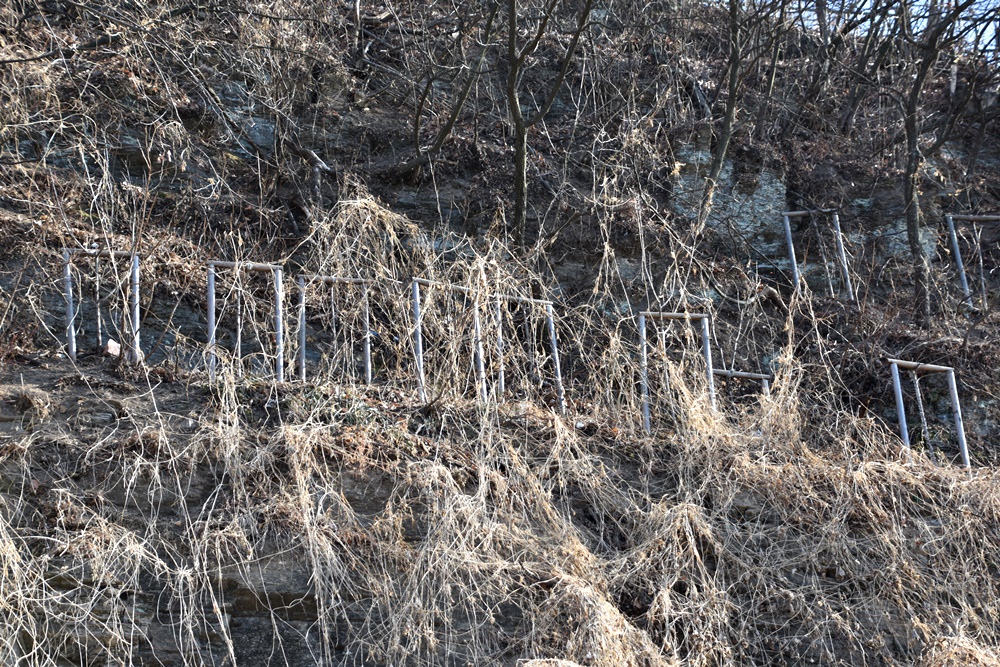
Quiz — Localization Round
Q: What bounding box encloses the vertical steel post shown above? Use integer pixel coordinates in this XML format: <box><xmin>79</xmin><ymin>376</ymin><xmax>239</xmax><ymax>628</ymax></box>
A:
<box><xmin>946</xmin><ymin>369</ymin><xmax>971</xmax><ymax>470</ymax></box>
<box><xmin>546</xmin><ymin>303</ymin><xmax>566</xmax><ymax>415</ymax></box>
<box><xmin>976</xmin><ymin>225</ymin><xmax>988</xmax><ymax>311</ymax></box>
<box><xmin>63</xmin><ymin>250</ymin><xmax>77</xmax><ymax>360</ymax></box>
<box><xmin>235</xmin><ymin>278</ymin><xmax>243</xmax><ymax>377</ymax></box>
<box><xmin>129</xmin><ymin>254</ymin><xmax>141</xmax><ymax>363</ymax></box>
<box><xmin>329</xmin><ymin>283</ymin><xmax>338</xmax><ymax>365</ymax></box>
<box><xmin>495</xmin><ymin>297</ymin><xmax>506</xmax><ymax>396</ymax></box>
<box><xmin>911</xmin><ymin>372</ymin><xmax>937</xmax><ymax>462</ymax></box>
<box><xmin>207</xmin><ymin>263</ymin><xmax>217</xmax><ymax>379</ymax></box>
<box><xmin>412</xmin><ymin>279</ymin><xmax>427</xmax><ymax>402</ymax></box>
<box><xmin>761</xmin><ymin>377</ymin><xmax>771</xmax><ymax>397</ymax></box>
<box><xmin>473</xmin><ymin>298</ymin><xmax>488</xmax><ymax>402</ymax></box>
<box><xmin>890</xmin><ymin>362</ymin><xmax>911</xmax><ymax>456</ymax></box>
<box><xmin>298</xmin><ymin>276</ymin><xmax>307</xmax><ymax>381</ymax></box>
<box><xmin>700</xmin><ymin>316</ymin><xmax>717</xmax><ymax>411</ymax></box>
<box><xmin>95</xmin><ymin>256</ymin><xmax>103</xmax><ymax>348</ymax></box>
<box><xmin>946</xmin><ymin>215</ymin><xmax>974</xmax><ymax>308</ymax></box>
<box><xmin>831</xmin><ymin>213</ymin><xmax>854</xmax><ymax>301</ymax></box>
<box><xmin>783</xmin><ymin>214</ymin><xmax>801</xmax><ymax>290</ymax></box>
<box><xmin>274</xmin><ymin>268</ymin><xmax>284</xmax><ymax>382</ymax></box>
<box><xmin>639</xmin><ymin>314</ymin><xmax>650</xmax><ymax>434</ymax></box>
<box><xmin>362</xmin><ymin>285</ymin><xmax>372</xmax><ymax>385</ymax></box>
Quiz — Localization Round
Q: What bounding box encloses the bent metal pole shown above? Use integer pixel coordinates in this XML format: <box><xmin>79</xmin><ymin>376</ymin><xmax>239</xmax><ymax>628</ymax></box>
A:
<box><xmin>887</xmin><ymin>358</ymin><xmax>970</xmax><ymax>470</ymax></box>
<box><xmin>206</xmin><ymin>260</ymin><xmax>284</xmax><ymax>381</ymax></box>
<box><xmin>638</xmin><ymin>311</ymin><xmax>716</xmax><ymax>431</ymax></box>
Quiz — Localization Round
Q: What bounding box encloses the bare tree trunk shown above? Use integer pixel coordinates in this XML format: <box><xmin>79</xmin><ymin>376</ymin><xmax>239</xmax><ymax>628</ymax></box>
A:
<box><xmin>505</xmin><ymin>0</ymin><xmax>594</xmax><ymax>246</ymax></box>
<box><xmin>697</xmin><ymin>0</ymin><xmax>740</xmax><ymax>232</ymax></box>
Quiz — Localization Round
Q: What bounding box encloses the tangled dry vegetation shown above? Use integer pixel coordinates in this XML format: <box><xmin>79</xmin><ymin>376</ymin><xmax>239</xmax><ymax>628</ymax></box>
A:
<box><xmin>3</xmin><ymin>1</ymin><xmax>1000</xmax><ymax>666</ymax></box>
<box><xmin>0</xmin><ymin>191</ymin><xmax>997</xmax><ymax>667</ymax></box>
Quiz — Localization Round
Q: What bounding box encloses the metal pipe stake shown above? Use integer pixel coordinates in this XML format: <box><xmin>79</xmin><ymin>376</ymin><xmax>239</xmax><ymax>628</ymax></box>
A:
<box><xmin>412</xmin><ymin>279</ymin><xmax>426</xmax><ymax>402</ymax></box>
<box><xmin>831</xmin><ymin>213</ymin><xmax>854</xmax><ymax>301</ymax></box>
<box><xmin>890</xmin><ymin>361</ymin><xmax>911</xmax><ymax>457</ymax></box>
<box><xmin>639</xmin><ymin>313</ymin><xmax>650</xmax><ymax>434</ymax></box>
<box><xmin>946</xmin><ymin>215</ymin><xmax>974</xmax><ymax>308</ymax></box>
<box><xmin>947</xmin><ymin>369</ymin><xmax>971</xmax><ymax>470</ymax></box>
<box><xmin>783</xmin><ymin>214</ymin><xmax>801</xmax><ymax>290</ymax></box>
<box><xmin>207</xmin><ymin>264</ymin><xmax>217</xmax><ymax>379</ymax></box>
<box><xmin>274</xmin><ymin>268</ymin><xmax>284</xmax><ymax>382</ymax></box>
<box><xmin>298</xmin><ymin>276</ymin><xmax>307</xmax><ymax>381</ymax></box>
<box><xmin>546</xmin><ymin>303</ymin><xmax>566</xmax><ymax>415</ymax></box>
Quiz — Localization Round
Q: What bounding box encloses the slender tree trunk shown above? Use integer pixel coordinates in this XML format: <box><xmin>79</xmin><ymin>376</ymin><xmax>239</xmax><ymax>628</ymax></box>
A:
<box><xmin>512</xmin><ymin>119</ymin><xmax>528</xmax><ymax>245</ymax></box>
<box><xmin>903</xmin><ymin>131</ymin><xmax>931</xmax><ymax>326</ymax></box>
<box><xmin>697</xmin><ymin>0</ymin><xmax>740</xmax><ymax>232</ymax></box>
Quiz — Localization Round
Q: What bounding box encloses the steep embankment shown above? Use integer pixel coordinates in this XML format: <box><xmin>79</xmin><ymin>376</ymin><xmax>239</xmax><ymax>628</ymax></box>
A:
<box><xmin>3</xmin><ymin>1</ymin><xmax>1000</xmax><ymax>666</ymax></box>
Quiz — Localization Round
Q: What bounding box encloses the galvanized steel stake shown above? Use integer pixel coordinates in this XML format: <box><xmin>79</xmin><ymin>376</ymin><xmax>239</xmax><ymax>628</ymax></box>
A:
<box><xmin>63</xmin><ymin>249</ymin><xmax>77</xmax><ymax>360</ymax></box>
<box><xmin>546</xmin><ymin>303</ymin><xmax>566</xmax><ymax>415</ymax></box>
<box><xmin>412</xmin><ymin>279</ymin><xmax>426</xmax><ymax>402</ymax></box>
<box><xmin>946</xmin><ymin>215</ymin><xmax>974</xmax><ymax>309</ymax></box>
<box><xmin>207</xmin><ymin>264</ymin><xmax>217</xmax><ymax>379</ymax></box>
<box><xmin>639</xmin><ymin>313</ymin><xmax>650</xmax><ymax>434</ymax></box>
<box><xmin>298</xmin><ymin>275</ymin><xmax>307</xmax><ymax>381</ymax></box>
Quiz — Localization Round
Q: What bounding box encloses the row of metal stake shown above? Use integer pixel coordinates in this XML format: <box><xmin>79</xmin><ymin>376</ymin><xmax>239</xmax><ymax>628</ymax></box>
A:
<box><xmin>60</xmin><ymin>206</ymin><xmax>989</xmax><ymax>467</ymax></box>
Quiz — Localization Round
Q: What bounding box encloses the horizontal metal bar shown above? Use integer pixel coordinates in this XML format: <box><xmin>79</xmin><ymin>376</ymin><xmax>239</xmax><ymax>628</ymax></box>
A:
<box><xmin>298</xmin><ymin>274</ymin><xmax>370</xmax><ymax>285</ymax></box>
<box><xmin>781</xmin><ymin>209</ymin><xmax>838</xmax><ymax>217</ymax></box>
<box><xmin>639</xmin><ymin>311</ymin><xmax>709</xmax><ymax>321</ymax></box>
<box><xmin>413</xmin><ymin>277</ymin><xmax>471</xmax><ymax>294</ymax></box>
<box><xmin>207</xmin><ymin>260</ymin><xmax>282</xmax><ymax>272</ymax></box>
<box><xmin>886</xmin><ymin>358</ymin><xmax>952</xmax><ymax>373</ymax></box>
<box><xmin>65</xmin><ymin>249</ymin><xmax>137</xmax><ymax>259</ymax></box>
<box><xmin>413</xmin><ymin>278</ymin><xmax>553</xmax><ymax>305</ymax></box>
<box><xmin>497</xmin><ymin>293</ymin><xmax>552</xmax><ymax>306</ymax></box>
<box><xmin>949</xmin><ymin>214</ymin><xmax>1000</xmax><ymax>222</ymax></box>
<box><xmin>712</xmin><ymin>368</ymin><xmax>771</xmax><ymax>381</ymax></box>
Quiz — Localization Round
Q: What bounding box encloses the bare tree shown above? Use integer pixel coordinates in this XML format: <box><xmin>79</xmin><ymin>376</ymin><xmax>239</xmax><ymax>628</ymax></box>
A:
<box><xmin>504</xmin><ymin>0</ymin><xmax>595</xmax><ymax>245</ymax></box>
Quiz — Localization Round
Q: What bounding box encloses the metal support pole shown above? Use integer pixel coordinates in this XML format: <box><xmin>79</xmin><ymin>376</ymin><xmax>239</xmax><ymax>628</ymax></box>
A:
<box><xmin>761</xmin><ymin>377</ymin><xmax>771</xmax><ymax>397</ymax></box>
<box><xmin>274</xmin><ymin>268</ymin><xmax>284</xmax><ymax>382</ymax></box>
<box><xmin>700</xmin><ymin>316</ymin><xmax>717</xmax><ymax>411</ymax></box>
<box><xmin>95</xmin><ymin>256</ymin><xmax>103</xmax><ymax>348</ymax></box>
<box><xmin>783</xmin><ymin>214</ymin><xmax>801</xmax><ymax>290</ymax></box>
<box><xmin>362</xmin><ymin>286</ymin><xmax>372</xmax><ymax>384</ymax></box>
<box><xmin>890</xmin><ymin>361</ymin><xmax>911</xmax><ymax>457</ymax></box>
<box><xmin>235</xmin><ymin>281</ymin><xmax>243</xmax><ymax>377</ymax></box>
<box><xmin>545</xmin><ymin>304</ymin><xmax>566</xmax><ymax>415</ymax></box>
<box><xmin>207</xmin><ymin>264</ymin><xmax>217</xmax><ymax>379</ymax></box>
<box><xmin>946</xmin><ymin>215</ymin><xmax>974</xmax><ymax>308</ymax></box>
<box><xmin>412</xmin><ymin>279</ymin><xmax>426</xmax><ymax>402</ymax></box>
<box><xmin>495</xmin><ymin>297</ymin><xmax>506</xmax><ymax>396</ymax></box>
<box><xmin>946</xmin><ymin>369</ymin><xmax>971</xmax><ymax>470</ymax></box>
<box><xmin>63</xmin><ymin>250</ymin><xmax>77</xmax><ymax>360</ymax></box>
<box><xmin>911</xmin><ymin>372</ymin><xmax>937</xmax><ymax>462</ymax></box>
<box><xmin>473</xmin><ymin>298</ymin><xmax>488</xmax><ymax>403</ymax></box>
<box><xmin>329</xmin><ymin>284</ymin><xmax>338</xmax><ymax>365</ymax></box>
<box><xmin>298</xmin><ymin>276</ymin><xmax>307</xmax><ymax>381</ymax></box>
<box><xmin>831</xmin><ymin>213</ymin><xmax>854</xmax><ymax>301</ymax></box>
<box><xmin>639</xmin><ymin>314</ymin><xmax>650</xmax><ymax>434</ymax></box>
<box><xmin>976</xmin><ymin>225</ymin><xmax>988</xmax><ymax>311</ymax></box>
<box><xmin>129</xmin><ymin>254</ymin><xmax>141</xmax><ymax>363</ymax></box>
